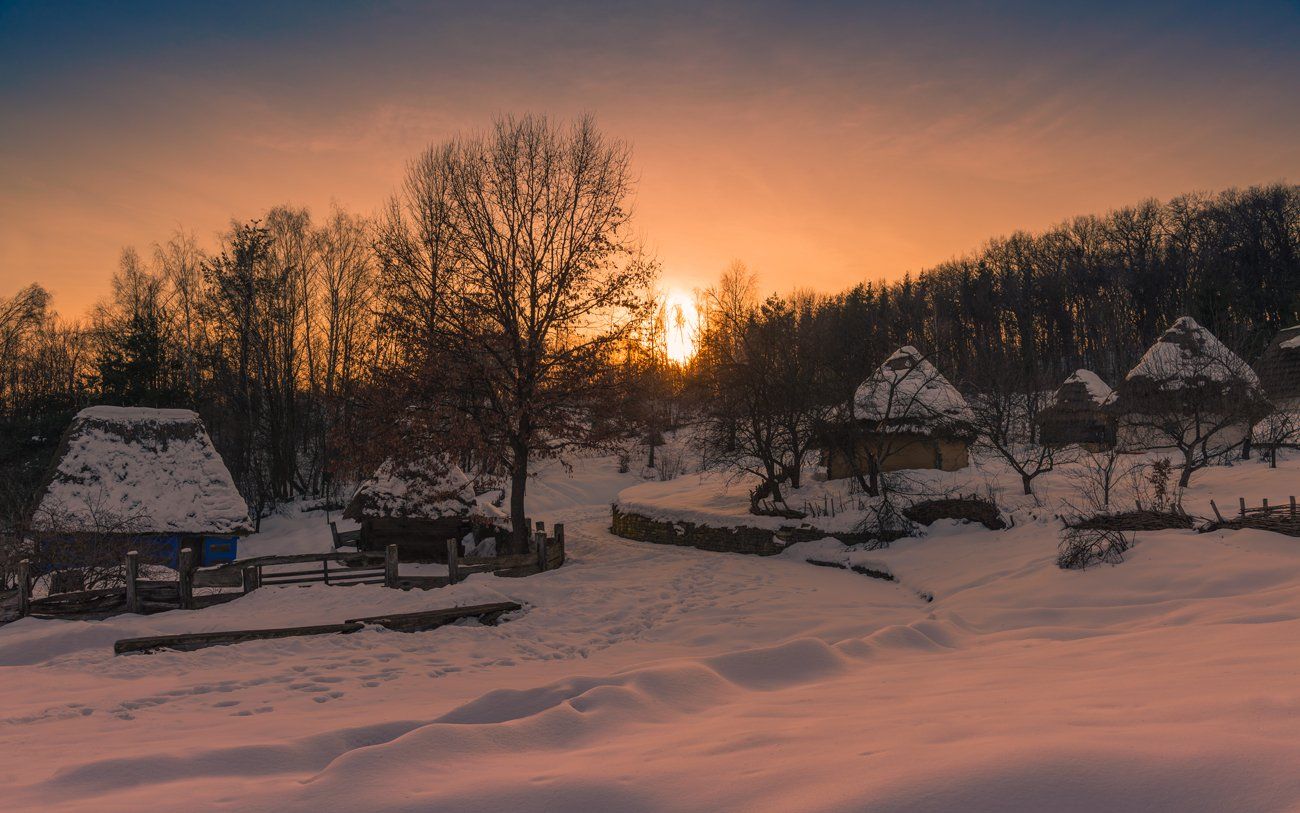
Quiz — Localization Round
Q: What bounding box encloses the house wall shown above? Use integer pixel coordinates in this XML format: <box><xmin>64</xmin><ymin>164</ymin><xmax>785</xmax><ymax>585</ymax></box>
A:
<box><xmin>825</xmin><ymin>433</ymin><xmax>969</xmax><ymax>480</ymax></box>
<box><xmin>1114</xmin><ymin>417</ymin><xmax>1251</xmax><ymax>455</ymax></box>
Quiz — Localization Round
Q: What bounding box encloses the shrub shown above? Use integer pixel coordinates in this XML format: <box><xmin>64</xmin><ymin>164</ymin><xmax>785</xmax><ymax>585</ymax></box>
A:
<box><xmin>1057</xmin><ymin>527</ymin><xmax>1134</xmax><ymax>570</ymax></box>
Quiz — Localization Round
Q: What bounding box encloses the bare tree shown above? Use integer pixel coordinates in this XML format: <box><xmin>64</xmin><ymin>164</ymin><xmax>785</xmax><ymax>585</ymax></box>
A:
<box><xmin>415</xmin><ymin>115</ymin><xmax>656</xmax><ymax>550</ymax></box>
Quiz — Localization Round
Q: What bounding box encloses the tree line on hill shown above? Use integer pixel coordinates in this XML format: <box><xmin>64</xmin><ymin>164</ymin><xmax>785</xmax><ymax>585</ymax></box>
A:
<box><xmin>1</xmin><ymin>111</ymin><xmax>1297</xmax><ymax>537</ymax></box>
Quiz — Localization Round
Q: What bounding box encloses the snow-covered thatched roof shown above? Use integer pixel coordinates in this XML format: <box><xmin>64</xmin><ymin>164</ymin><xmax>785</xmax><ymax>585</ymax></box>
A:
<box><xmin>852</xmin><ymin>346</ymin><xmax>974</xmax><ymax>433</ymax></box>
<box><xmin>1045</xmin><ymin>370</ymin><xmax>1113</xmax><ymax>412</ymax></box>
<box><xmin>1109</xmin><ymin>316</ymin><xmax>1266</xmax><ymax>416</ymax></box>
<box><xmin>344</xmin><ymin>459</ymin><xmax>504</xmax><ymax>522</ymax></box>
<box><xmin>1255</xmin><ymin>325</ymin><xmax>1300</xmax><ymax>406</ymax></box>
<box><xmin>31</xmin><ymin>406</ymin><xmax>252</xmax><ymax>536</ymax></box>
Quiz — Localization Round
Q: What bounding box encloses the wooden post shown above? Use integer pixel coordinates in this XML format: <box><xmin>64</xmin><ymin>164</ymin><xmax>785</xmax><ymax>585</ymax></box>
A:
<box><xmin>179</xmin><ymin>547</ymin><xmax>195</xmax><ymax>610</ymax></box>
<box><xmin>242</xmin><ymin>565</ymin><xmax>259</xmax><ymax>594</ymax></box>
<box><xmin>1209</xmin><ymin>500</ymin><xmax>1224</xmax><ymax>523</ymax></box>
<box><xmin>1262</xmin><ymin>498</ymin><xmax>1270</xmax><ymax>513</ymax></box>
<box><xmin>1291</xmin><ymin>496</ymin><xmax>1296</xmax><ymax>517</ymax></box>
<box><xmin>17</xmin><ymin>559</ymin><xmax>30</xmax><ymax>618</ymax></box>
<box><xmin>535</xmin><ymin>520</ymin><xmax>545</xmax><ymax>533</ymax></box>
<box><xmin>554</xmin><ymin>523</ymin><xmax>565</xmax><ymax>567</ymax></box>
<box><xmin>446</xmin><ymin>538</ymin><xmax>460</xmax><ymax>585</ymax></box>
<box><xmin>124</xmin><ymin>550</ymin><xmax>140</xmax><ymax>614</ymax></box>
<box><xmin>322</xmin><ymin>559</ymin><xmax>330</xmax><ymax>586</ymax></box>
<box><xmin>385</xmin><ymin>544</ymin><xmax>399</xmax><ymax>589</ymax></box>
<box><xmin>535</xmin><ymin>530</ymin><xmax>548</xmax><ymax>572</ymax></box>
<box><xmin>1239</xmin><ymin>497</ymin><xmax>1247</xmax><ymax>517</ymax></box>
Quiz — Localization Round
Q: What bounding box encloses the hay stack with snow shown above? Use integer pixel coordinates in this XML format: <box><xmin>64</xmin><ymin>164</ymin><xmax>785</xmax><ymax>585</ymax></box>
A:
<box><xmin>1254</xmin><ymin>325</ymin><xmax>1300</xmax><ymax>411</ymax></box>
<box><xmin>343</xmin><ymin>459</ymin><xmax>504</xmax><ymax>561</ymax></box>
<box><xmin>1037</xmin><ymin>369</ymin><xmax>1115</xmax><ymax>450</ymax></box>
<box><xmin>30</xmin><ymin>406</ymin><xmax>251</xmax><ymax>567</ymax></box>
<box><xmin>824</xmin><ymin>346</ymin><xmax>974</xmax><ymax>479</ymax></box>
<box><xmin>1108</xmin><ymin>316</ymin><xmax>1270</xmax><ymax>453</ymax></box>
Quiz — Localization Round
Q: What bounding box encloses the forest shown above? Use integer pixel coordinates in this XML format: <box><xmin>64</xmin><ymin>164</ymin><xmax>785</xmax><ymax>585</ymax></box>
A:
<box><xmin>2</xmin><ymin>114</ymin><xmax>1298</xmax><ymax>547</ymax></box>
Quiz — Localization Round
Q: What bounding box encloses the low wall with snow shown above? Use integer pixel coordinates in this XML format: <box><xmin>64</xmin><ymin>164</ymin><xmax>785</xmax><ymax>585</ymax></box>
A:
<box><xmin>610</xmin><ymin>506</ymin><xmax>880</xmax><ymax>556</ymax></box>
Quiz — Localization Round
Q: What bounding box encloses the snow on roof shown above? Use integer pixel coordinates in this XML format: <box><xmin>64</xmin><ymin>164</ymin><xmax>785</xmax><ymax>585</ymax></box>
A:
<box><xmin>1123</xmin><ymin>316</ymin><xmax>1259</xmax><ymax>389</ymax></box>
<box><xmin>344</xmin><ymin>459</ymin><xmax>504</xmax><ymax>522</ymax></box>
<box><xmin>32</xmin><ymin>406</ymin><xmax>252</xmax><ymax>536</ymax></box>
<box><xmin>1254</xmin><ymin>325</ymin><xmax>1300</xmax><ymax>402</ymax></box>
<box><xmin>1047</xmin><ymin>369</ymin><xmax>1113</xmax><ymax>409</ymax></box>
<box><xmin>852</xmin><ymin>346</ymin><xmax>974</xmax><ymax>430</ymax></box>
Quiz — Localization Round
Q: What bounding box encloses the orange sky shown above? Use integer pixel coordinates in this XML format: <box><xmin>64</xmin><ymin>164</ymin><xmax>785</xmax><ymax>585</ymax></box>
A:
<box><xmin>2</xmin><ymin>2</ymin><xmax>1298</xmax><ymax>315</ymax></box>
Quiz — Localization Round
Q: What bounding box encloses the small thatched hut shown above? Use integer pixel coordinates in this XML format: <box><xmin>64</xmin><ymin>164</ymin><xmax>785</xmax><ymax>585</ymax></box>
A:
<box><xmin>824</xmin><ymin>346</ymin><xmax>974</xmax><ymax>479</ymax></box>
<box><xmin>31</xmin><ymin>406</ymin><xmax>252</xmax><ymax>567</ymax></box>
<box><xmin>343</xmin><ymin>459</ymin><xmax>504</xmax><ymax>561</ymax></box>
<box><xmin>1254</xmin><ymin>325</ymin><xmax>1300</xmax><ymax>411</ymax></box>
<box><xmin>1108</xmin><ymin>316</ymin><xmax>1270</xmax><ymax>453</ymax></box>
<box><xmin>1037</xmin><ymin>369</ymin><xmax>1115</xmax><ymax>450</ymax></box>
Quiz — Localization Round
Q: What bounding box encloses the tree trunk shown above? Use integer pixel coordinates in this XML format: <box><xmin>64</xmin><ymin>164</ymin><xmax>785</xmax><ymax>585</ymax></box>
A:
<box><xmin>509</xmin><ymin>451</ymin><xmax>529</xmax><ymax>555</ymax></box>
<box><xmin>1021</xmin><ymin>473</ymin><xmax>1034</xmax><ymax>495</ymax></box>
<box><xmin>1178</xmin><ymin>454</ymin><xmax>1194</xmax><ymax>488</ymax></box>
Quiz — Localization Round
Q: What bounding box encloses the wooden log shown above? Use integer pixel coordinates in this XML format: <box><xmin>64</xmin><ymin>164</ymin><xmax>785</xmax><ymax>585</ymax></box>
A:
<box><xmin>347</xmin><ymin>601</ymin><xmax>522</xmax><ymax>632</ymax></box>
<box><xmin>1263</xmin><ymin>498</ymin><xmax>1270</xmax><ymax>513</ymax></box>
<box><xmin>17</xmin><ymin>559</ymin><xmax>29</xmax><ymax>618</ymax></box>
<box><xmin>385</xmin><ymin>544</ymin><xmax>399</xmax><ymax>589</ymax></box>
<box><xmin>179</xmin><ymin>547</ymin><xmax>195</xmax><ymax>609</ymax></box>
<box><xmin>554</xmin><ymin>523</ymin><xmax>565</xmax><ymax>566</ymax></box>
<box><xmin>1210</xmin><ymin>500</ymin><xmax>1224</xmax><ymax>523</ymax></box>
<box><xmin>115</xmin><ymin>622</ymin><xmax>364</xmax><ymax>655</ymax></box>
<box><xmin>1240</xmin><ymin>497</ymin><xmax>1247</xmax><ymax>517</ymax></box>
<box><xmin>124</xmin><ymin>550</ymin><xmax>140</xmax><ymax>614</ymax></box>
<box><xmin>535</xmin><ymin>530</ymin><xmax>548</xmax><ymax>572</ymax></box>
<box><xmin>446</xmin><ymin>538</ymin><xmax>460</xmax><ymax>585</ymax></box>
<box><xmin>242</xmin><ymin>565</ymin><xmax>260</xmax><ymax>594</ymax></box>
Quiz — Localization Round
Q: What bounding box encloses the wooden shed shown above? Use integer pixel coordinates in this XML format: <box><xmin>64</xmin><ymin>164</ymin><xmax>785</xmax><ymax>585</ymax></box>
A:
<box><xmin>30</xmin><ymin>406</ymin><xmax>252</xmax><ymax>570</ymax></box>
<box><xmin>1254</xmin><ymin>325</ymin><xmax>1300</xmax><ymax>411</ymax></box>
<box><xmin>824</xmin><ymin>346</ymin><xmax>974</xmax><ymax>479</ymax></box>
<box><xmin>343</xmin><ymin>459</ymin><xmax>504</xmax><ymax>562</ymax></box>
<box><xmin>1108</xmin><ymin>316</ymin><xmax>1270</xmax><ymax>453</ymax></box>
<box><xmin>1037</xmin><ymin>369</ymin><xmax>1116</xmax><ymax>450</ymax></box>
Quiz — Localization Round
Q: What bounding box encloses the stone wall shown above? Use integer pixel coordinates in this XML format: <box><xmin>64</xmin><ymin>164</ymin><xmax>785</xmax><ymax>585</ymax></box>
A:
<box><xmin>610</xmin><ymin>506</ymin><xmax>885</xmax><ymax>556</ymax></box>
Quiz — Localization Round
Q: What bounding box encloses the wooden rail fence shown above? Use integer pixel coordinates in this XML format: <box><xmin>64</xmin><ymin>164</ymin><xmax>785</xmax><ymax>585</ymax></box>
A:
<box><xmin>1206</xmin><ymin>496</ymin><xmax>1300</xmax><ymax>536</ymax></box>
<box><xmin>7</xmin><ymin>521</ymin><xmax>565</xmax><ymax>623</ymax></box>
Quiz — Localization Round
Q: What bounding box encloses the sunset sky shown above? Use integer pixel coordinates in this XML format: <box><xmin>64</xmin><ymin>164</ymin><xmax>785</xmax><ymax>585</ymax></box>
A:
<box><xmin>2</xmin><ymin>0</ymin><xmax>1298</xmax><ymax>314</ymax></box>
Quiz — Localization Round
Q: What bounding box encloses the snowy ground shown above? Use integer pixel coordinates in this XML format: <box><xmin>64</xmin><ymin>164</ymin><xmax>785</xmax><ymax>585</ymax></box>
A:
<box><xmin>3</xmin><ymin>453</ymin><xmax>1300</xmax><ymax>810</ymax></box>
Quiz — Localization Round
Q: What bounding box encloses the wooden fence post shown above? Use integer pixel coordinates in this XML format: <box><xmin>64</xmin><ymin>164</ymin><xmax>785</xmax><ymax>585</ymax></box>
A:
<box><xmin>17</xmin><ymin>559</ymin><xmax>30</xmax><ymax>618</ymax></box>
<box><xmin>446</xmin><ymin>538</ymin><xmax>460</xmax><ymax>585</ymax></box>
<box><xmin>385</xmin><ymin>544</ymin><xmax>399</xmax><ymax>589</ymax></box>
<box><xmin>1209</xmin><ymin>500</ymin><xmax>1224</xmax><ymax>523</ymax></box>
<box><xmin>179</xmin><ymin>547</ymin><xmax>195</xmax><ymax>609</ymax></box>
<box><xmin>322</xmin><ymin>559</ymin><xmax>330</xmax><ymax>586</ymax></box>
<box><xmin>1239</xmin><ymin>497</ymin><xmax>1247</xmax><ymax>517</ymax></box>
<box><xmin>554</xmin><ymin>523</ymin><xmax>565</xmax><ymax>566</ymax></box>
<box><xmin>1263</xmin><ymin>498</ymin><xmax>1270</xmax><ymax>513</ymax></box>
<box><xmin>242</xmin><ymin>565</ymin><xmax>259</xmax><ymax>594</ymax></box>
<box><xmin>1291</xmin><ymin>496</ymin><xmax>1297</xmax><ymax>517</ymax></box>
<box><xmin>124</xmin><ymin>550</ymin><xmax>140</xmax><ymax>614</ymax></box>
<box><xmin>535</xmin><ymin>530</ymin><xmax>548</xmax><ymax>572</ymax></box>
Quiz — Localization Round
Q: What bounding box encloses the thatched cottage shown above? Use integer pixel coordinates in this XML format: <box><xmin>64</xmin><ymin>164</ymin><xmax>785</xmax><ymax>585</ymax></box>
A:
<box><xmin>343</xmin><ymin>459</ymin><xmax>504</xmax><ymax>561</ymax></box>
<box><xmin>1254</xmin><ymin>325</ymin><xmax>1300</xmax><ymax>410</ymax></box>
<box><xmin>1037</xmin><ymin>369</ymin><xmax>1115</xmax><ymax>450</ymax></box>
<box><xmin>31</xmin><ymin>406</ymin><xmax>252</xmax><ymax>568</ymax></box>
<box><xmin>824</xmin><ymin>346</ymin><xmax>974</xmax><ymax>479</ymax></box>
<box><xmin>1108</xmin><ymin>316</ymin><xmax>1270</xmax><ymax>453</ymax></box>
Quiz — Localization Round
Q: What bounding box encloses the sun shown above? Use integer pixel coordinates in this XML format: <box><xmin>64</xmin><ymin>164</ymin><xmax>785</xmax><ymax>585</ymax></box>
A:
<box><xmin>662</xmin><ymin>289</ymin><xmax>700</xmax><ymax>365</ymax></box>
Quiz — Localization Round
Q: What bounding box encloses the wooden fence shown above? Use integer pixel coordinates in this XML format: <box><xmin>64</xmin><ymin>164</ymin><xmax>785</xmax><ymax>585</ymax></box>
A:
<box><xmin>1205</xmin><ymin>496</ymin><xmax>1300</xmax><ymax>536</ymax></box>
<box><xmin>7</xmin><ymin>521</ymin><xmax>566</xmax><ymax>622</ymax></box>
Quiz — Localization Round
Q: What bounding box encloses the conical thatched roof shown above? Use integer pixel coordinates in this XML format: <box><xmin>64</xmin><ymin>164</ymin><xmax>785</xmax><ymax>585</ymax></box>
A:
<box><xmin>344</xmin><ymin>459</ymin><xmax>503</xmax><ymax>522</ymax></box>
<box><xmin>1254</xmin><ymin>325</ymin><xmax>1300</xmax><ymax>407</ymax></box>
<box><xmin>1038</xmin><ymin>370</ymin><xmax>1115</xmax><ymax>447</ymax></box>
<box><xmin>1108</xmin><ymin>316</ymin><xmax>1266</xmax><ymax>416</ymax></box>
<box><xmin>852</xmin><ymin>346</ymin><xmax>974</xmax><ymax>434</ymax></box>
<box><xmin>31</xmin><ymin>406</ymin><xmax>252</xmax><ymax>536</ymax></box>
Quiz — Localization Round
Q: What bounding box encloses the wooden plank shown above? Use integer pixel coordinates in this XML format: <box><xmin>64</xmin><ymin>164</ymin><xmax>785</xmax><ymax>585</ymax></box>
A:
<box><xmin>124</xmin><ymin>551</ymin><xmax>139</xmax><ymax>614</ymax></box>
<box><xmin>447</xmin><ymin>538</ymin><xmax>460</xmax><ymax>585</ymax></box>
<box><xmin>115</xmin><ymin>622</ymin><xmax>364</xmax><ymax>655</ymax></box>
<box><xmin>179</xmin><ymin>547</ymin><xmax>195</xmax><ymax>609</ymax></box>
<box><xmin>385</xmin><ymin>544</ymin><xmax>399</xmax><ymax>588</ymax></box>
<box><xmin>536</xmin><ymin>530</ymin><xmax>548</xmax><ymax>573</ymax></box>
<box><xmin>17</xmin><ymin>559</ymin><xmax>29</xmax><ymax>618</ymax></box>
<box><xmin>347</xmin><ymin>601</ymin><xmax>522</xmax><ymax>632</ymax></box>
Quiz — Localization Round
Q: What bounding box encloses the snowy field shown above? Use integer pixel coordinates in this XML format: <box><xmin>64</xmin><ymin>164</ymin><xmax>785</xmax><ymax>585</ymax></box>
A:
<box><xmin>3</xmin><ymin>454</ymin><xmax>1300</xmax><ymax>811</ymax></box>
